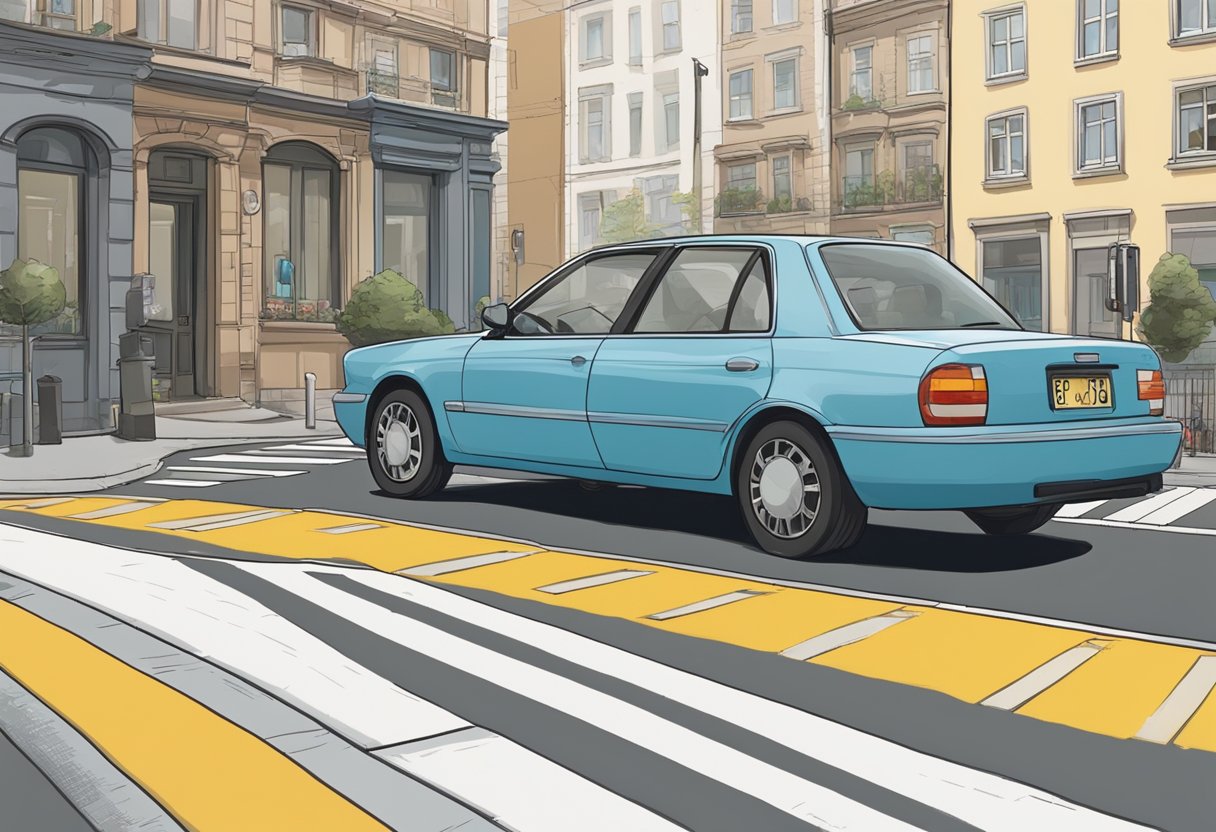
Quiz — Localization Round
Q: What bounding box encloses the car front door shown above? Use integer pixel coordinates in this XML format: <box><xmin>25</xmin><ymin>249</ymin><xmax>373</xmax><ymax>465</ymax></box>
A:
<box><xmin>587</xmin><ymin>246</ymin><xmax>774</xmax><ymax>480</ymax></box>
<box><xmin>450</xmin><ymin>249</ymin><xmax>663</xmax><ymax>468</ymax></box>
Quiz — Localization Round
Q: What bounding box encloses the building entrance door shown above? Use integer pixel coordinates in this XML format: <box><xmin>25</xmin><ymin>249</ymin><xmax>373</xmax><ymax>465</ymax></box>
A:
<box><xmin>148</xmin><ymin>197</ymin><xmax>202</xmax><ymax>398</ymax></box>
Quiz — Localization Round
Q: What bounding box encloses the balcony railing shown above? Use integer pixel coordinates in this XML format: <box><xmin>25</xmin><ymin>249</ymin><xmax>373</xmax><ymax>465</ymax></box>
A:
<box><xmin>839</xmin><ymin>166</ymin><xmax>943</xmax><ymax>212</ymax></box>
<box><xmin>365</xmin><ymin>69</ymin><xmax>460</xmax><ymax>109</ymax></box>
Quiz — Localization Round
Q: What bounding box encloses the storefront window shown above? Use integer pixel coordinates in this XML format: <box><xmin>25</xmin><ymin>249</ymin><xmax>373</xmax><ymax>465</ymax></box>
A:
<box><xmin>381</xmin><ymin>170</ymin><xmax>432</xmax><ymax>303</ymax></box>
<box><xmin>1172</xmin><ymin>229</ymin><xmax>1216</xmax><ymax>302</ymax></box>
<box><xmin>8</xmin><ymin>127</ymin><xmax>88</xmax><ymax>337</ymax></box>
<box><xmin>261</xmin><ymin>143</ymin><xmax>339</xmax><ymax>322</ymax></box>
<box><xmin>981</xmin><ymin>236</ymin><xmax>1044</xmax><ymax>331</ymax></box>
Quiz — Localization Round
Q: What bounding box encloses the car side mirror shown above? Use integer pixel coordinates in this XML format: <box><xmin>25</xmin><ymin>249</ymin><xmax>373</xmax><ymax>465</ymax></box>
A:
<box><xmin>482</xmin><ymin>303</ymin><xmax>511</xmax><ymax>331</ymax></box>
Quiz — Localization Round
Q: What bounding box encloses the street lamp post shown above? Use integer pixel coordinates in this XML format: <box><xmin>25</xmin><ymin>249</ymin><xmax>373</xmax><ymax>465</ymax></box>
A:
<box><xmin>691</xmin><ymin>58</ymin><xmax>709</xmax><ymax>234</ymax></box>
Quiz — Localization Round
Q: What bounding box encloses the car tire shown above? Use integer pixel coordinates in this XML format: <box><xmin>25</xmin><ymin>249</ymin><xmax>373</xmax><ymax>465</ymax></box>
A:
<box><xmin>367</xmin><ymin>389</ymin><xmax>452</xmax><ymax>499</ymax></box>
<box><xmin>736</xmin><ymin>421</ymin><xmax>867</xmax><ymax>559</ymax></box>
<box><xmin>964</xmin><ymin>504</ymin><xmax>1062</xmax><ymax>536</ymax></box>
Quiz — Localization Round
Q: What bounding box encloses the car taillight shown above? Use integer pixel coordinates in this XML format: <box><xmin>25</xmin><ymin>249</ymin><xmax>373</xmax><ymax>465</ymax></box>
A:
<box><xmin>919</xmin><ymin>364</ymin><xmax>988</xmax><ymax>426</ymax></box>
<box><xmin>1138</xmin><ymin>369</ymin><xmax>1165</xmax><ymax>416</ymax></box>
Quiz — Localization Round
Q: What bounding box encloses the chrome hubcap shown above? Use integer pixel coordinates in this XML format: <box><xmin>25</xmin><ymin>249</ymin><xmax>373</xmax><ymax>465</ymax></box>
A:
<box><xmin>376</xmin><ymin>402</ymin><xmax>422</xmax><ymax>483</ymax></box>
<box><xmin>749</xmin><ymin>438</ymin><xmax>821</xmax><ymax>539</ymax></box>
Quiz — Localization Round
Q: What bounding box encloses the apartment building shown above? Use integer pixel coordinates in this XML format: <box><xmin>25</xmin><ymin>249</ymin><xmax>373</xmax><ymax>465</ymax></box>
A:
<box><xmin>714</xmin><ymin>0</ymin><xmax>830</xmax><ymax>235</ymax></box>
<box><xmin>0</xmin><ymin>1</ymin><xmax>504</xmax><ymax>436</ymax></box>
<box><xmin>828</xmin><ymin>0</ymin><xmax>949</xmax><ymax>250</ymax></box>
<box><xmin>566</xmin><ymin>0</ymin><xmax>721</xmax><ymax>255</ymax></box>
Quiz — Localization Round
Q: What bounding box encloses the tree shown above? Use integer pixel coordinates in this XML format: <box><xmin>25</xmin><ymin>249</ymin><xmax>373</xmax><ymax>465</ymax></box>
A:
<box><xmin>1137</xmin><ymin>253</ymin><xmax>1216</xmax><ymax>364</ymax></box>
<box><xmin>336</xmin><ymin>269</ymin><xmax>455</xmax><ymax>347</ymax></box>
<box><xmin>0</xmin><ymin>258</ymin><xmax>67</xmax><ymax>457</ymax></box>
<box><xmin>600</xmin><ymin>190</ymin><xmax>660</xmax><ymax>244</ymax></box>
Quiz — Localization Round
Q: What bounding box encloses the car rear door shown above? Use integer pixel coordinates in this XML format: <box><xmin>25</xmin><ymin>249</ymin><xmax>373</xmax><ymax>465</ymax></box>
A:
<box><xmin>587</xmin><ymin>245</ymin><xmax>774</xmax><ymax>480</ymax></box>
<box><xmin>451</xmin><ymin>249</ymin><xmax>661</xmax><ymax>468</ymax></box>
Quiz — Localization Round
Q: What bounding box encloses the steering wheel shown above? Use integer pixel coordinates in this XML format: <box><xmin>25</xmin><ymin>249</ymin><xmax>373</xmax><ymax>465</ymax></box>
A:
<box><xmin>512</xmin><ymin>310</ymin><xmax>555</xmax><ymax>335</ymax></box>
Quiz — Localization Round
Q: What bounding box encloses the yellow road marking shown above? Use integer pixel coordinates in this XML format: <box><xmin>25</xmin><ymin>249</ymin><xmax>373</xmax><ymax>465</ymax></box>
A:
<box><xmin>812</xmin><ymin>610</ymin><xmax>1095</xmax><ymax>703</ymax></box>
<box><xmin>1015</xmin><ymin>640</ymin><xmax>1206</xmax><ymax>739</ymax></box>
<box><xmin>0</xmin><ymin>599</ymin><xmax>386</xmax><ymax>831</ymax></box>
<box><xmin>1175</xmin><ymin>687</ymin><xmax>1216</xmax><ymax>752</ymax></box>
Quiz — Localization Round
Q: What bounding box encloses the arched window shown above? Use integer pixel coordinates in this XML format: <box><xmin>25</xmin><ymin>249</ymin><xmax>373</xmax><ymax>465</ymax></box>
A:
<box><xmin>13</xmin><ymin>126</ymin><xmax>90</xmax><ymax>336</ymax></box>
<box><xmin>262</xmin><ymin>142</ymin><xmax>340</xmax><ymax>322</ymax></box>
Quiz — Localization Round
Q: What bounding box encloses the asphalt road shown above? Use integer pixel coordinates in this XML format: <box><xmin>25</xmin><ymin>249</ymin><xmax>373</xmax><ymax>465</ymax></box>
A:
<box><xmin>3</xmin><ymin>437</ymin><xmax>1216</xmax><ymax>831</ymax></box>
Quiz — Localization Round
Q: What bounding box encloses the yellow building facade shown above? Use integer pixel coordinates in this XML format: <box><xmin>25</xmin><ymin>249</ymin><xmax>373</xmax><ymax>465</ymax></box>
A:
<box><xmin>950</xmin><ymin>0</ymin><xmax>1216</xmax><ymax>368</ymax></box>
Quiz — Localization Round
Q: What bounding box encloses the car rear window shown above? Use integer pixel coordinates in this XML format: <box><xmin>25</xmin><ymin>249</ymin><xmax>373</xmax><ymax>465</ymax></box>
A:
<box><xmin>817</xmin><ymin>244</ymin><xmax>1021</xmax><ymax>331</ymax></box>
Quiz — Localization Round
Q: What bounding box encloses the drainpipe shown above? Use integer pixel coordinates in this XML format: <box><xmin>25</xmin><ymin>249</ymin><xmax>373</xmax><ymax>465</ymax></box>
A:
<box><xmin>945</xmin><ymin>0</ymin><xmax>955</xmax><ymax>261</ymax></box>
<box><xmin>824</xmin><ymin>1</ymin><xmax>834</xmax><ymax>233</ymax></box>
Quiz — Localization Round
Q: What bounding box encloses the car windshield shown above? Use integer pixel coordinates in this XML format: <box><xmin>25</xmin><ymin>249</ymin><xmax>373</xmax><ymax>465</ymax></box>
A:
<box><xmin>817</xmin><ymin>244</ymin><xmax>1022</xmax><ymax>331</ymax></box>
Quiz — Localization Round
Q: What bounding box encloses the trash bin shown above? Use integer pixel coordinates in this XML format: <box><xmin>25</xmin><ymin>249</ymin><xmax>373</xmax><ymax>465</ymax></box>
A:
<box><xmin>36</xmin><ymin>374</ymin><xmax>63</xmax><ymax>445</ymax></box>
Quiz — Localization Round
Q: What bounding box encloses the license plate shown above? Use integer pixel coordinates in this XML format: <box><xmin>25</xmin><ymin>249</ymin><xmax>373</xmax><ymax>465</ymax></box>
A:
<box><xmin>1051</xmin><ymin>375</ymin><xmax>1113</xmax><ymax>409</ymax></box>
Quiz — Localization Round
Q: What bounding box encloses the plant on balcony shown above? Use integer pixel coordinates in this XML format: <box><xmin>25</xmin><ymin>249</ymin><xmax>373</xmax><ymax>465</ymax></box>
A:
<box><xmin>716</xmin><ymin>187</ymin><xmax>764</xmax><ymax>216</ymax></box>
<box><xmin>901</xmin><ymin>165</ymin><xmax>944</xmax><ymax>203</ymax></box>
<box><xmin>89</xmin><ymin>21</ymin><xmax>112</xmax><ymax>36</ymax></box>
<box><xmin>366</xmin><ymin>69</ymin><xmax>400</xmax><ymax>97</ymax></box>
<box><xmin>841</xmin><ymin>93</ymin><xmax>881</xmax><ymax>112</ymax></box>
<box><xmin>1137</xmin><ymin>254</ymin><xmax>1216</xmax><ymax>364</ymax></box>
<box><xmin>336</xmin><ymin>269</ymin><xmax>455</xmax><ymax>347</ymax></box>
<box><xmin>766</xmin><ymin>195</ymin><xmax>794</xmax><ymax>214</ymax></box>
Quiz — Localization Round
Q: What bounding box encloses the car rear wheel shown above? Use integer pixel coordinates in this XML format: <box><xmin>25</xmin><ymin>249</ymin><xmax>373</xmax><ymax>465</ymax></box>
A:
<box><xmin>736</xmin><ymin>421</ymin><xmax>867</xmax><ymax>559</ymax></box>
<box><xmin>964</xmin><ymin>504</ymin><xmax>1062</xmax><ymax>536</ymax></box>
<box><xmin>368</xmin><ymin>389</ymin><xmax>452</xmax><ymax>498</ymax></box>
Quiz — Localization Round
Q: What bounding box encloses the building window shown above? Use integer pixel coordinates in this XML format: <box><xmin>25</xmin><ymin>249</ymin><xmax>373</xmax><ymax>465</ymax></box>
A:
<box><xmin>986</xmin><ymin>110</ymin><xmax>1027</xmax><ymax>180</ymax></box>
<box><xmin>262</xmin><ymin>143</ymin><xmax>340</xmax><ymax>322</ymax></box>
<box><xmin>628</xmin><ymin>92</ymin><xmax>643</xmax><ymax>156</ymax></box>
<box><xmin>579</xmin><ymin>87</ymin><xmax>612</xmax><ymax>162</ymax></box>
<box><xmin>906</xmin><ymin>33</ymin><xmax>935</xmax><ymax>93</ymax></box>
<box><xmin>1177</xmin><ymin>0</ymin><xmax>1216</xmax><ymax>38</ymax></box>
<box><xmin>581</xmin><ymin>13</ymin><xmax>610</xmax><ymax>64</ymax></box>
<box><xmin>900</xmin><ymin>141</ymin><xmax>939</xmax><ymax>201</ymax></box>
<box><xmin>729</xmin><ymin>69</ymin><xmax>753</xmax><ymax>120</ymax></box>
<box><xmin>382</xmin><ymin>171</ymin><xmax>433</xmax><ymax>303</ymax></box>
<box><xmin>772</xmin><ymin>57</ymin><xmax>798</xmax><ymax>111</ymax></box>
<box><xmin>663</xmin><ymin>91</ymin><xmax>681</xmax><ymax>150</ymax></box>
<box><xmin>279</xmin><ymin>4</ymin><xmax>313</xmax><ymax>57</ymax></box>
<box><xmin>732</xmin><ymin>0</ymin><xmax>752</xmax><ymax>33</ymax></box>
<box><xmin>981</xmin><ymin>236</ymin><xmax>1044</xmax><ymax>331</ymax></box>
<box><xmin>843</xmin><ymin>143</ymin><xmax>875</xmax><ymax>206</ymax></box>
<box><xmin>1172</xmin><ymin>228</ymin><xmax>1216</xmax><ymax>297</ymax></box>
<box><xmin>579</xmin><ymin>192</ymin><xmax>605</xmax><ymax>250</ymax></box>
<box><xmin>628</xmin><ymin>8</ymin><xmax>642</xmax><ymax>65</ymax></box>
<box><xmin>430</xmin><ymin>48</ymin><xmax>458</xmax><ymax>107</ymax></box>
<box><xmin>771</xmin><ymin>155</ymin><xmax>792</xmax><ymax>200</ymax></box>
<box><xmin>641</xmin><ymin>175</ymin><xmax>683</xmax><ymax>233</ymax></box>
<box><xmin>986</xmin><ymin>7</ymin><xmax>1026</xmax><ymax>81</ymax></box>
<box><xmin>850</xmin><ymin>45</ymin><xmax>873</xmax><ymax>100</ymax></box>
<box><xmin>891</xmin><ymin>226</ymin><xmax>936</xmax><ymax>246</ymax></box>
<box><xmin>720</xmin><ymin>162</ymin><xmax>759</xmax><ymax>215</ymax></box>
<box><xmin>1078</xmin><ymin>0</ymin><xmax>1118</xmax><ymax>60</ymax></box>
<box><xmin>660</xmin><ymin>1</ymin><xmax>680</xmax><ymax>51</ymax></box>
<box><xmin>1177</xmin><ymin>84</ymin><xmax>1216</xmax><ymax>157</ymax></box>
<box><xmin>1076</xmin><ymin>95</ymin><xmax>1121</xmax><ymax>173</ymax></box>
<box><xmin>138</xmin><ymin>0</ymin><xmax>197</xmax><ymax>49</ymax></box>
<box><xmin>1072</xmin><ymin>246</ymin><xmax>1117</xmax><ymax>337</ymax></box>
<box><xmin>772</xmin><ymin>0</ymin><xmax>796</xmax><ymax>25</ymax></box>
<box><xmin>10</xmin><ymin>127</ymin><xmax>89</xmax><ymax>337</ymax></box>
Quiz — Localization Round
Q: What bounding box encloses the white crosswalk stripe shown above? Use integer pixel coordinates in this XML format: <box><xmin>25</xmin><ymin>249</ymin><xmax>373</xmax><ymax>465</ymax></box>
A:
<box><xmin>1052</xmin><ymin>485</ymin><xmax>1216</xmax><ymax>533</ymax></box>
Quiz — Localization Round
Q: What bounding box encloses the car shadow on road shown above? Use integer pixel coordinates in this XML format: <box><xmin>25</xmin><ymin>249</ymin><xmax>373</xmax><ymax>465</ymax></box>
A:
<box><xmin>425</xmin><ymin>481</ymin><xmax>1092</xmax><ymax>574</ymax></box>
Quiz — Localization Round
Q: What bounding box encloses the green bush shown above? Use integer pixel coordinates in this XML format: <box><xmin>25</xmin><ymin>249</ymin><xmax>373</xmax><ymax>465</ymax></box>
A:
<box><xmin>1137</xmin><ymin>254</ymin><xmax>1216</xmax><ymax>364</ymax></box>
<box><xmin>0</xmin><ymin>258</ymin><xmax>66</xmax><ymax>329</ymax></box>
<box><xmin>336</xmin><ymin>269</ymin><xmax>455</xmax><ymax>347</ymax></box>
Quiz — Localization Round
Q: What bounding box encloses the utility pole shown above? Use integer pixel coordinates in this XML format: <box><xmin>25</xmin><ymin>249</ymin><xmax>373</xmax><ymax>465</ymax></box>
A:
<box><xmin>691</xmin><ymin>57</ymin><xmax>709</xmax><ymax>234</ymax></box>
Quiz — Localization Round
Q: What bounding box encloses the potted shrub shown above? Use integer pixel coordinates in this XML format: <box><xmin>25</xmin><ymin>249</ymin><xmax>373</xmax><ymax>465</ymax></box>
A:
<box><xmin>336</xmin><ymin>269</ymin><xmax>455</xmax><ymax>347</ymax></box>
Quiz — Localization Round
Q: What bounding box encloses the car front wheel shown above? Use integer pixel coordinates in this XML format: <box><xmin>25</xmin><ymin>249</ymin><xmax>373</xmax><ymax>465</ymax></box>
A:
<box><xmin>368</xmin><ymin>389</ymin><xmax>452</xmax><ymax>498</ymax></box>
<box><xmin>736</xmin><ymin>421</ymin><xmax>867</xmax><ymax>559</ymax></box>
<box><xmin>964</xmin><ymin>504</ymin><xmax>1062</xmax><ymax>536</ymax></box>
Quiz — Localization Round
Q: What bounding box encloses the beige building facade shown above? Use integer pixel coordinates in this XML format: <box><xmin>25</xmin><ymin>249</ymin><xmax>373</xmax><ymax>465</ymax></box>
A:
<box><xmin>828</xmin><ymin>0</ymin><xmax>948</xmax><ymax>251</ymax></box>
<box><xmin>714</xmin><ymin>0</ymin><xmax>831</xmax><ymax>235</ymax></box>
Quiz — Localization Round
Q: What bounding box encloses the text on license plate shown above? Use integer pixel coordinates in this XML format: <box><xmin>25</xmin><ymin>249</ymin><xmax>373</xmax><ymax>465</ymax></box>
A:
<box><xmin>1051</xmin><ymin>375</ymin><xmax>1112</xmax><ymax>409</ymax></box>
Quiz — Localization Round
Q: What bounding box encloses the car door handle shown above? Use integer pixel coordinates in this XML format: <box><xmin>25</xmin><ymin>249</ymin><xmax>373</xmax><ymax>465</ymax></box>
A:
<box><xmin>570</xmin><ymin>355</ymin><xmax>587</xmax><ymax>367</ymax></box>
<box><xmin>725</xmin><ymin>358</ymin><xmax>760</xmax><ymax>373</ymax></box>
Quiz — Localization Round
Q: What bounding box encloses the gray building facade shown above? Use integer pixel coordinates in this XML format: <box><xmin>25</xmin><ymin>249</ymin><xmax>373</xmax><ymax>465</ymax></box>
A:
<box><xmin>0</xmin><ymin>22</ymin><xmax>151</xmax><ymax>441</ymax></box>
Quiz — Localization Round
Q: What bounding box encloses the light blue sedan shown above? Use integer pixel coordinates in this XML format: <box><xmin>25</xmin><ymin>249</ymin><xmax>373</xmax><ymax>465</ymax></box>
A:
<box><xmin>333</xmin><ymin>236</ymin><xmax>1182</xmax><ymax>559</ymax></box>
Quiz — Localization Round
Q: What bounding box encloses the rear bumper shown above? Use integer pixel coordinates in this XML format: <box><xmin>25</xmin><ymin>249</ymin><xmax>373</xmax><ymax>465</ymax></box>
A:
<box><xmin>829</xmin><ymin>419</ymin><xmax>1182</xmax><ymax>510</ymax></box>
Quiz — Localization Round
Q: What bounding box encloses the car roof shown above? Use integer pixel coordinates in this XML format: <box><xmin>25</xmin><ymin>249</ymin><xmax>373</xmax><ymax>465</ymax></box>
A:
<box><xmin>585</xmin><ymin>234</ymin><xmax>916</xmax><ymax>253</ymax></box>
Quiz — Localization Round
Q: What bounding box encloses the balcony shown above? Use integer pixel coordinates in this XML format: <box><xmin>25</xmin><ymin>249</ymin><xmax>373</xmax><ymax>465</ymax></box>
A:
<box><xmin>716</xmin><ymin>186</ymin><xmax>765</xmax><ymax>217</ymax></box>
<box><xmin>838</xmin><ymin>166</ymin><xmax>943</xmax><ymax>213</ymax></box>
<box><xmin>365</xmin><ymin>69</ymin><xmax>460</xmax><ymax>109</ymax></box>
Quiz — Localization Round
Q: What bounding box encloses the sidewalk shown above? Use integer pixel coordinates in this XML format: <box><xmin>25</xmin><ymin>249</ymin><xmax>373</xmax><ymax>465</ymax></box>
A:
<box><xmin>1164</xmin><ymin>453</ymin><xmax>1216</xmax><ymax>488</ymax></box>
<box><xmin>0</xmin><ymin>401</ymin><xmax>341</xmax><ymax>495</ymax></box>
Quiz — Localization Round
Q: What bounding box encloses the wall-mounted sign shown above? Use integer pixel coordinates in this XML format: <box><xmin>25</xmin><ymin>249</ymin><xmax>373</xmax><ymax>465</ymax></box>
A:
<box><xmin>242</xmin><ymin>189</ymin><xmax>261</xmax><ymax>216</ymax></box>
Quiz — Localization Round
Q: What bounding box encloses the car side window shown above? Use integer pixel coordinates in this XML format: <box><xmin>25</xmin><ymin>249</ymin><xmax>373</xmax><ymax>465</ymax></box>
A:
<box><xmin>512</xmin><ymin>252</ymin><xmax>657</xmax><ymax>336</ymax></box>
<box><xmin>632</xmin><ymin>248</ymin><xmax>768</xmax><ymax>334</ymax></box>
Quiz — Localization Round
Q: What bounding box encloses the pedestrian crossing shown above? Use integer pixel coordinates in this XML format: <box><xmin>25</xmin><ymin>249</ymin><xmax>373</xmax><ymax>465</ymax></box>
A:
<box><xmin>143</xmin><ymin>438</ymin><xmax>364</xmax><ymax>489</ymax></box>
<box><xmin>1050</xmin><ymin>485</ymin><xmax>1216</xmax><ymax>534</ymax></box>
<box><xmin>0</xmin><ymin>523</ymin><xmax>1153</xmax><ymax>832</ymax></box>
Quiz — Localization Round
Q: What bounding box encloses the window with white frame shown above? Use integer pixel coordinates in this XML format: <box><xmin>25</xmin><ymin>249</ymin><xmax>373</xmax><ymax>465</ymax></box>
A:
<box><xmin>850</xmin><ymin>45</ymin><xmax>873</xmax><ymax>100</ymax></box>
<box><xmin>280</xmin><ymin>4</ymin><xmax>313</xmax><ymax>57</ymax></box>
<box><xmin>986</xmin><ymin>7</ymin><xmax>1026</xmax><ymax>80</ymax></box>
<box><xmin>579</xmin><ymin>87</ymin><xmax>612</xmax><ymax>163</ymax></box>
<box><xmin>900</xmin><ymin>141</ymin><xmax>937</xmax><ymax>201</ymax></box>
<box><xmin>641</xmin><ymin>174</ymin><xmax>683</xmax><ymax>232</ymax></box>
<box><xmin>628</xmin><ymin>8</ymin><xmax>641</xmax><ymax>64</ymax></box>
<box><xmin>430</xmin><ymin>48</ymin><xmax>457</xmax><ymax>107</ymax></box>
<box><xmin>1177</xmin><ymin>0</ymin><xmax>1216</xmax><ymax>38</ymax></box>
<box><xmin>1076</xmin><ymin>95</ymin><xmax>1121</xmax><ymax>172</ymax></box>
<box><xmin>906</xmin><ymin>33</ymin><xmax>935</xmax><ymax>93</ymax></box>
<box><xmin>987</xmin><ymin>110</ymin><xmax>1027</xmax><ymax>179</ymax></box>
<box><xmin>843</xmin><ymin>143</ymin><xmax>874</xmax><ymax>202</ymax></box>
<box><xmin>138</xmin><ymin>0</ymin><xmax>199</xmax><ymax>49</ymax></box>
<box><xmin>1078</xmin><ymin>0</ymin><xmax>1118</xmax><ymax>59</ymax></box>
<box><xmin>1177</xmin><ymin>83</ymin><xmax>1216</xmax><ymax>156</ymax></box>
<box><xmin>773</xmin><ymin>0</ymin><xmax>796</xmax><ymax>25</ymax></box>
<box><xmin>663</xmin><ymin>91</ymin><xmax>681</xmax><ymax>150</ymax></box>
<box><xmin>579</xmin><ymin>192</ymin><xmax>605</xmax><ymax>250</ymax></box>
<box><xmin>629</xmin><ymin>92</ymin><xmax>644</xmax><ymax>156</ymax></box>
<box><xmin>732</xmin><ymin>0</ymin><xmax>752</xmax><ymax>33</ymax></box>
<box><xmin>7</xmin><ymin>0</ymin><xmax>78</xmax><ymax>29</ymax></box>
<box><xmin>772</xmin><ymin>57</ymin><xmax>798</xmax><ymax>110</ymax></box>
<box><xmin>581</xmin><ymin>13</ymin><xmax>610</xmax><ymax>63</ymax></box>
<box><xmin>660</xmin><ymin>1</ymin><xmax>681</xmax><ymax>51</ymax></box>
<box><xmin>729</xmin><ymin>69</ymin><xmax>754</xmax><ymax>120</ymax></box>
<box><xmin>722</xmin><ymin>162</ymin><xmax>759</xmax><ymax>215</ymax></box>
<box><xmin>771</xmin><ymin>155</ymin><xmax>792</xmax><ymax>201</ymax></box>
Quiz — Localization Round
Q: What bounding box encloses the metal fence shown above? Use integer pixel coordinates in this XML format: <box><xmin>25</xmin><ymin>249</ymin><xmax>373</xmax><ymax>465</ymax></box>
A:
<box><xmin>1164</xmin><ymin>366</ymin><xmax>1216</xmax><ymax>454</ymax></box>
